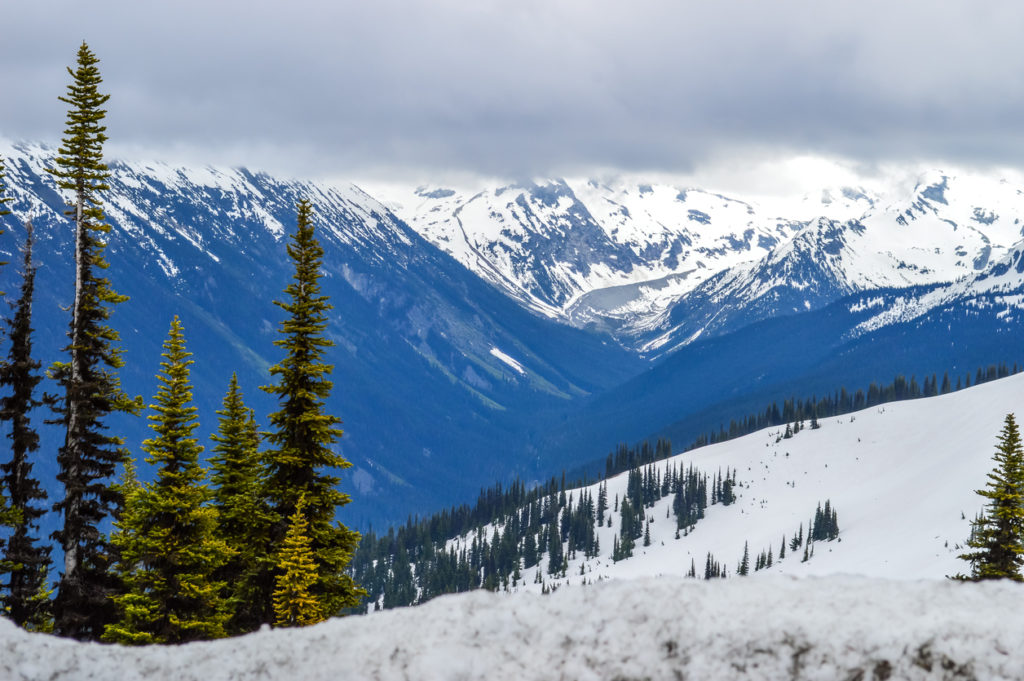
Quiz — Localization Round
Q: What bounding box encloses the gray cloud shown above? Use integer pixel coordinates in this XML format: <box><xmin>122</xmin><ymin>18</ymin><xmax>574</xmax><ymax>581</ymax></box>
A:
<box><xmin>3</xmin><ymin>0</ymin><xmax>1024</xmax><ymax>178</ymax></box>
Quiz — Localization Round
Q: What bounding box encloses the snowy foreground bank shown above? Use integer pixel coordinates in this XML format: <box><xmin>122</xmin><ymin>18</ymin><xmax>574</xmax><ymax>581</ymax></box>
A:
<box><xmin>3</xmin><ymin>577</ymin><xmax>1022</xmax><ymax>680</ymax></box>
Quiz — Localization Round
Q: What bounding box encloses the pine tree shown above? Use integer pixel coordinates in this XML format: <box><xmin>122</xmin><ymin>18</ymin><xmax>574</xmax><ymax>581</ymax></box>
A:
<box><xmin>0</xmin><ymin>222</ymin><xmax>52</xmax><ymax>630</ymax></box>
<box><xmin>273</xmin><ymin>496</ymin><xmax>325</xmax><ymax>628</ymax></box>
<box><xmin>48</xmin><ymin>42</ymin><xmax>140</xmax><ymax>640</ymax></box>
<box><xmin>209</xmin><ymin>374</ymin><xmax>274</xmax><ymax>633</ymax></box>
<box><xmin>955</xmin><ymin>413</ymin><xmax>1024</xmax><ymax>581</ymax></box>
<box><xmin>738</xmin><ymin>541</ymin><xmax>750</xmax><ymax>576</ymax></box>
<box><xmin>547</xmin><ymin>517</ymin><xmax>563</xmax><ymax>574</ymax></box>
<box><xmin>104</xmin><ymin>318</ymin><xmax>231</xmax><ymax>643</ymax></box>
<box><xmin>261</xmin><ymin>200</ymin><xmax>363</xmax><ymax>620</ymax></box>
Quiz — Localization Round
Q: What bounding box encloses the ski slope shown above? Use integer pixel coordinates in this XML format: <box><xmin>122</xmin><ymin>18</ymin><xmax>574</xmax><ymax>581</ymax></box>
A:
<box><xmin>449</xmin><ymin>372</ymin><xmax>1024</xmax><ymax>589</ymax></box>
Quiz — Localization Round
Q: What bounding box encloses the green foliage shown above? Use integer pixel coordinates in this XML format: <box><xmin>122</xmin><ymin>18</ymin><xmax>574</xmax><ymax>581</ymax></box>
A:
<box><xmin>0</xmin><ymin>223</ymin><xmax>52</xmax><ymax>630</ymax></box>
<box><xmin>273</xmin><ymin>496</ymin><xmax>325</xmax><ymax>628</ymax></box>
<box><xmin>955</xmin><ymin>413</ymin><xmax>1024</xmax><ymax>582</ymax></box>
<box><xmin>261</xmin><ymin>200</ymin><xmax>363</xmax><ymax>618</ymax></box>
<box><xmin>209</xmin><ymin>373</ymin><xmax>275</xmax><ymax>633</ymax></box>
<box><xmin>47</xmin><ymin>41</ymin><xmax>140</xmax><ymax>640</ymax></box>
<box><xmin>810</xmin><ymin>500</ymin><xmax>840</xmax><ymax>542</ymax></box>
<box><xmin>104</xmin><ymin>318</ymin><xmax>231</xmax><ymax>644</ymax></box>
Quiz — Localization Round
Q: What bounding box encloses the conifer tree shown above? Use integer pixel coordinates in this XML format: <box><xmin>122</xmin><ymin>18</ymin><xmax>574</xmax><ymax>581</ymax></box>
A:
<box><xmin>104</xmin><ymin>318</ymin><xmax>231</xmax><ymax>643</ymax></box>
<box><xmin>738</xmin><ymin>541</ymin><xmax>750</xmax><ymax>576</ymax></box>
<box><xmin>955</xmin><ymin>413</ymin><xmax>1024</xmax><ymax>581</ymax></box>
<box><xmin>261</xmin><ymin>200</ymin><xmax>363</xmax><ymax>619</ymax></box>
<box><xmin>48</xmin><ymin>42</ymin><xmax>140</xmax><ymax>640</ymax></box>
<box><xmin>209</xmin><ymin>373</ymin><xmax>274</xmax><ymax>633</ymax></box>
<box><xmin>0</xmin><ymin>222</ymin><xmax>52</xmax><ymax>630</ymax></box>
<box><xmin>273</xmin><ymin>496</ymin><xmax>324</xmax><ymax>627</ymax></box>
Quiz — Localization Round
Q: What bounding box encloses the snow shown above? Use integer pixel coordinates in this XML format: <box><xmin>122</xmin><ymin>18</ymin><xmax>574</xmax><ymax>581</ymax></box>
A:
<box><xmin>489</xmin><ymin>347</ymin><xmax>525</xmax><ymax>375</ymax></box>
<box><xmin>371</xmin><ymin>166</ymin><xmax>1024</xmax><ymax>354</ymax></box>
<box><xmin>447</xmin><ymin>373</ymin><xmax>1024</xmax><ymax>591</ymax></box>
<box><xmin>3</xmin><ymin>577</ymin><xmax>1023</xmax><ymax>680</ymax></box>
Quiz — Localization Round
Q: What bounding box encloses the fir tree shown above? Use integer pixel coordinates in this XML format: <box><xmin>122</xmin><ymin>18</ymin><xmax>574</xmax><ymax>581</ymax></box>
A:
<box><xmin>101</xmin><ymin>458</ymin><xmax>155</xmax><ymax>644</ymax></box>
<box><xmin>738</xmin><ymin>541</ymin><xmax>750</xmax><ymax>576</ymax></box>
<box><xmin>955</xmin><ymin>414</ymin><xmax>1024</xmax><ymax>581</ymax></box>
<box><xmin>104</xmin><ymin>318</ymin><xmax>231</xmax><ymax>643</ymax></box>
<box><xmin>48</xmin><ymin>42</ymin><xmax>140</xmax><ymax>640</ymax></box>
<box><xmin>261</xmin><ymin>200</ymin><xmax>363</xmax><ymax>619</ymax></box>
<box><xmin>209</xmin><ymin>374</ymin><xmax>274</xmax><ymax>633</ymax></box>
<box><xmin>0</xmin><ymin>222</ymin><xmax>52</xmax><ymax>630</ymax></box>
<box><xmin>273</xmin><ymin>496</ymin><xmax>325</xmax><ymax>628</ymax></box>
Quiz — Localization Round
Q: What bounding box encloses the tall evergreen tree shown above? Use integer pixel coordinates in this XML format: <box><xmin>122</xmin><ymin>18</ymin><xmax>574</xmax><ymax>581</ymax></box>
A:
<box><xmin>261</xmin><ymin>200</ymin><xmax>363</xmax><ymax>619</ymax></box>
<box><xmin>209</xmin><ymin>373</ymin><xmax>274</xmax><ymax>633</ymax></box>
<box><xmin>273</xmin><ymin>496</ymin><xmax>325</xmax><ymax>628</ymax></box>
<box><xmin>104</xmin><ymin>318</ymin><xmax>231</xmax><ymax>643</ymax></box>
<box><xmin>47</xmin><ymin>41</ymin><xmax>140</xmax><ymax>640</ymax></box>
<box><xmin>955</xmin><ymin>413</ymin><xmax>1024</xmax><ymax>581</ymax></box>
<box><xmin>0</xmin><ymin>223</ymin><xmax>52</xmax><ymax>630</ymax></box>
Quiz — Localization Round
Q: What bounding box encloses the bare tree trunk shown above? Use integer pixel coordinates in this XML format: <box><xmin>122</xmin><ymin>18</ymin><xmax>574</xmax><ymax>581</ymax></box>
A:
<box><xmin>63</xmin><ymin>186</ymin><xmax>85</xmax><ymax>582</ymax></box>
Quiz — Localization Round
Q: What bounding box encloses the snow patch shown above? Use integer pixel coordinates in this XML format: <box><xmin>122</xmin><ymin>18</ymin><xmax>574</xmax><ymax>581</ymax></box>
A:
<box><xmin>489</xmin><ymin>347</ymin><xmax>525</xmax><ymax>374</ymax></box>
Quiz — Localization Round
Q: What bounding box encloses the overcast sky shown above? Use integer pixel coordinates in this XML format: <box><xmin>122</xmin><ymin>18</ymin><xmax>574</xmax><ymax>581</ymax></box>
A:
<box><xmin>4</xmin><ymin>1</ymin><xmax>1024</xmax><ymax>186</ymax></box>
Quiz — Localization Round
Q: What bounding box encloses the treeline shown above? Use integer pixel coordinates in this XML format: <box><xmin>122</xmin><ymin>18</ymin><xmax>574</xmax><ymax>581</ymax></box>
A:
<box><xmin>691</xmin><ymin>364</ymin><xmax>1019</xmax><ymax>448</ymax></box>
<box><xmin>354</xmin><ymin>444</ymin><xmax>850</xmax><ymax>609</ymax></box>
<box><xmin>0</xmin><ymin>44</ymin><xmax>362</xmax><ymax>642</ymax></box>
<box><xmin>351</xmin><ymin>454</ymin><xmax>741</xmax><ymax>610</ymax></box>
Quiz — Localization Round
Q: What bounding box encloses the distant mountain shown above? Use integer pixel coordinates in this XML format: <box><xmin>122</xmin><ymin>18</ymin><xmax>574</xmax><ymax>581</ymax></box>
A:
<box><xmin>377</xmin><ymin>179</ymin><xmax>806</xmax><ymax>333</ymax></box>
<box><xmin>0</xmin><ymin>140</ymin><xmax>642</xmax><ymax>527</ymax></box>
<box><xmin>381</xmin><ymin>171</ymin><xmax>1024</xmax><ymax>357</ymax></box>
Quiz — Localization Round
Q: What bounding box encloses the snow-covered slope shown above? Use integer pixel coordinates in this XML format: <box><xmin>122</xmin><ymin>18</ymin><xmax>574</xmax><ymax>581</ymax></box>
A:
<box><xmin>643</xmin><ymin>172</ymin><xmax>1024</xmax><ymax>354</ymax></box>
<box><xmin>375</xmin><ymin>178</ymin><xmax>805</xmax><ymax>324</ymax></box>
<box><xmin>849</xmin><ymin>237</ymin><xmax>1024</xmax><ymax>338</ymax></box>
<box><xmin>377</xmin><ymin>171</ymin><xmax>1024</xmax><ymax>356</ymax></box>
<box><xmin>3</xmin><ymin>578</ymin><xmax>1023</xmax><ymax>680</ymax></box>
<box><xmin>448</xmin><ymin>372</ymin><xmax>1024</xmax><ymax>592</ymax></box>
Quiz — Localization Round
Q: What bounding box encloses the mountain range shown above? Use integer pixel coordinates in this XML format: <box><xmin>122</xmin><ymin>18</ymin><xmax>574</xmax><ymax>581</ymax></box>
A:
<box><xmin>2</xmin><ymin>138</ymin><xmax>1023</xmax><ymax>526</ymax></box>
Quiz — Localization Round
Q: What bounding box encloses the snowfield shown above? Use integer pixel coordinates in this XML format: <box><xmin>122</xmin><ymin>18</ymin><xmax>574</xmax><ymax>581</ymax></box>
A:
<box><xmin>3</xmin><ymin>577</ymin><xmax>1023</xmax><ymax>680</ymax></box>
<box><xmin>442</xmin><ymin>372</ymin><xmax>1024</xmax><ymax>591</ymax></box>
